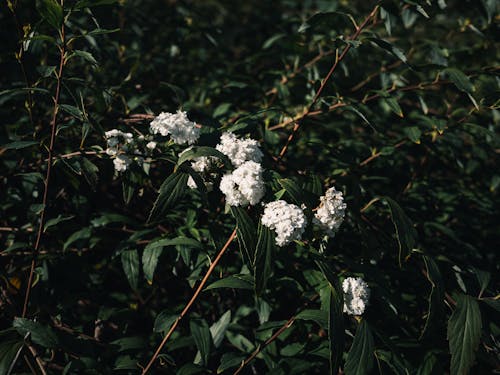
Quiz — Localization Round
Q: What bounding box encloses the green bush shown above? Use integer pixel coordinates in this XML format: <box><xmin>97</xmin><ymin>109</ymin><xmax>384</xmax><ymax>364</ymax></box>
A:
<box><xmin>0</xmin><ymin>0</ymin><xmax>498</xmax><ymax>374</ymax></box>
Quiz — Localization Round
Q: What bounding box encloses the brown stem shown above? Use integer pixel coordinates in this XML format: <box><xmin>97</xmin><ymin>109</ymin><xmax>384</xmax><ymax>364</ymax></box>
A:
<box><xmin>21</xmin><ymin>12</ymin><xmax>65</xmax><ymax>318</ymax></box>
<box><xmin>141</xmin><ymin>228</ymin><xmax>237</xmax><ymax>374</ymax></box>
<box><xmin>233</xmin><ymin>294</ymin><xmax>319</xmax><ymax>374</ymax></box>
<box><xmin>277</xmin><ymin>5</ymin><xmax>380</xmax><ymax>159</ymax></box>
<box><xmin>233</xmin><ymin>316</ymin><xmax>296</xmax><ymax>375</ymax></box>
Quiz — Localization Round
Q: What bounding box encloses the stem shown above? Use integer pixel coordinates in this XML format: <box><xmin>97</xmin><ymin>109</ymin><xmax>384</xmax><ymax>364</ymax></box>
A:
<box><xmin>277</xmin><ymin>5</ymin><xmax>380</xmax><ymax>159</ymax></box>
<box><xmin>21</xmin><ymin>13</ymin><xmax>66</xmax><ymax>318</ymax></box>
<box><xmin>141</xmin><ymin>228</ymin><xmax>237</xmax><ymax>374</ymax></box>
<box><xmin>233</xmin><ymin>316</ymin><xmax>296</xmax><ymax>375</ymax></box>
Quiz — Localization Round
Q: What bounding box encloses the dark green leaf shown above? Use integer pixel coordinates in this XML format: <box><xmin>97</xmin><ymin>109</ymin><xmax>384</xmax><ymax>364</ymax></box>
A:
<box><xmin>421</xmin><ymin>256</ymin><xmax>444</xmax><ymax>339</ymax></box>
<box><xmin>205</xmin><ymin>274</ymin><xmax>254</xmax><ymax>291</ymax></box>
<box><xmin>1</xmin><ymin>141</ymin><xmax>38</xmax><ymax>150</ymax></box>
<box><xmin>148</xmin><ymin>171</ymin><xmax>189</xmax><ymax>223</ymax></box>
<box><xmin>447</xmin><ymin>293</ymin><xmax>482</xmax><ymax>375</ymax></box>
<box><xmin>384</xmin><ymin>197</ymin><xmax>417</xmax><ymax>266</ymax></box>
<box><xmin>254</xmin><ymin>223</ymin><xmax>276</xmax><ymax>295</ymax></box>
<box><xmin>443</xmin><ymin>68</ymin><xmax>474</xmax><ymax>94</ymax></box>
<box><xmin>296</xmin><ymin>309</ymin><xmax>328</xmax><ymax>328</ymax></box>
<box><xmin>231</xmin><ymin>206</ymin><xmax>257</xmax><ymax>268</ymax></box>
<box><xmin>59</xmin><ymin>104</ymin><xmax>84</xmax><ymax>120</ymax></box>
<box><xmin>315</xmin><ymin>259</ymin><xmax>344</xmax><ymax>375</ymax></box>
<box><xmin>277</xmin><ymin>178</ymin><xmax>303</xmax><ymax>205</ymax></box>
<box><xmin>44</xmin><ymin>214</ymin><xmax>75</xmax><ymax>232</ymax></box>
<box><xmin>143</xmin><ymin>237</ymin><xmax>203</xmax><ymax>282</ymax></box>
<box><xmin>154</xmin><ymin>311</ymin><xmax>178</xmax><ymax>333</ymax></box>
<box><xmin>176</xmin><ymin>146</ymin><xmax>231</xmax><ymax>169</ymax></box>
<box><xmin>121</xmin><ymin>249</ymin><xmax>139</xmax><ymax>290</ymax></box>
<box><xmin>367</xmin><ymin>37</ymin><xmax>408</xmax><ymax>64</ymax></box>
<box><xmin>210</xmin><ymin>311</ymin><xmax>231</xmax><ymax>348</ymax></box>
<box><xmin>0</xmin><ymin>329</ymin><xmax>24</xmax><ymax>375</ymax></box>
<box><xmin>345</xmin><ymin>320</ymin><xmax>375</xmax><ymax>375</ymax></box>
<box><xmin>190</xmin><ymin>319</ymin><xmax>213</xmax><ymax>366</ymax></box>
<box><xmin>13</xmin><ymin>318</ymin><xmax>58</xmax><ymax>348</ymax></box>
<box><xmin>37</xmin><ymin>0</ymin><xmax>63</xmax><ymax>30</ymax></box>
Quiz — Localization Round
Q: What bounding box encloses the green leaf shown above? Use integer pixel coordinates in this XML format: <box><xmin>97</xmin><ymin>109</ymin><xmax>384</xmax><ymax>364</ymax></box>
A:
<box><xmin>0</xmin><ymin>329</ymin><xmax>24</xmax><ymax>375</ymax></box>
<box><xmin>315</xmin><ymin>259</ymin><xmax>344</xmax><ymax>375</ymax></box>
<box><xmin>210</xmin><ymin>311</ymin><xmax>231</xmax><ymax>348</ymax></box>
<box><xmin>121</xmin><ymin>249</ymin><xmax>139</xmax><ymax>290</ymax></box>
<box><xmin>63</xmin><ymin>227</ymin><xmax>91</xmax><ymax>250</ymax></box>
<box><xmin>59</xmin><ymin>104</ymin><xmax>84</xmax><ymax>120</ymax></box>
<box><xmin>447</xmin><ymin>293</ymin><xmax>482</xmax><ymax>375</ymax></box>
<box><xmin>217</xmin><ymin>352</ymin><xmax>246</xmax><ymax>373</ymax></box>
<box><xmin>421</xmin><ymin>256</ymin><xmax>444</xmax><ymax>339</ymax></box>
<box><xmin>148</xmin><ymin>171</ymin><xmax>189</xmax><ymax>223</ymax></box>
<box><xmin>277</xmin><ymin>178</ymin><xmax>303</xmax><ymax>205</ymax></box>
<box><xmin>1</xmin><ymin>141</ymin><xmax>38</xmax><ymax>150</ymax></box>
<box><xmin>262</xmin><ymin>33</ymin><xmax>286</xmax><ymax>49</ymax></box>
<box><xmin>254</xmin><ymin>223</ymin><xmax>276</xmax><ymax>295</ymax></box>
<box><xmin>68</xmin><ymin>50</ymin><xmax>98</xmax><ymax>67</ymax></box>
<box><xmin>154</xmin><ymin>311</ymin><xmax>178</xmax><ymax>333</ymax></box>
<box><xmin>190</xmin><ymin>319</ymin><xmax>213</xmax><ymax>366</ymax></box>
<box><xmin>473</xmin><ymin>268</ymin><xmax>490</xmax><ymax>297</ymax></box>
<box><xmin>205</xmin><ymin>274</ymin><xmax>254</xmax><ymax>291</ymax></box>
<box><xmin>296</xmin><ymin>309</ymin><xmax>328</xmax><ymax>328</ymax></box>
<box><xmin>142</xmin><ymin>237</ymin><xmax>203</xmax><ymax>283</ymax></box>
<box><xmin>367</xmin><ymin>37</ymin><xmax>408</xmax><ymax>64</ymax></box>
<box><xmin>443</xmin><ymin>68</ymin><xmax>474</xmax><ymax>94</ymax></box>
<box><xmin>74</xmin><ymin>0</ymin><xmax>117</xmax><ymax>9</ymax></box>
<box><xmin>176</xmin><ymin>146</ymin><xmax>231</xmax><ymax>169</ymax></box>
<box><xmin>384</xmin><ymin>197</ymin><xmax>417</xmax><ymax>266</ymax></box>
<box><xmin>383</xmin><ymin>97</ymin><xmax>404</xmax><ymax>118</ymax></box>
<box><xmin>230</xmin><ymin>206</ymin><xmax>257</xmax><ymax>268</ymax></box>
<box><xmin>13</xmin><ymin>318</ymin><xmax>58</xmax><ymax>348</ymax></box>
<box><xmin>404</xmin><ymin>126</ymin><xmax>422</xmax><ymax>144</ymax></box>
<box><xmin>345</xmin><ymin>320</ymin><xmax>375</xmax><ymax>375</ymax></box>
<box><xmin>37</xmin><ymin>0</ymin><xmax>63</xmax><ymax>30</ymax></box>
<box><xmin>44</xmin><ymin>214</ymin><xmax>75</xmax><ymax>232</ymax></box>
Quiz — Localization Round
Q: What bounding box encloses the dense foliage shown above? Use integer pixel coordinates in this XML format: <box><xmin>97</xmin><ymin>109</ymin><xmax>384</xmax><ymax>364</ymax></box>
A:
<box><xmin>1</xmin><ymin>0</ymin><xmax>498</xmax><ymax>374</ymax></box>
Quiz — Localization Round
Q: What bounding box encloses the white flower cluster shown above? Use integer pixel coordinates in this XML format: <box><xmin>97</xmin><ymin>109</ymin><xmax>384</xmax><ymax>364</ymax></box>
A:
<box><xmin>215</xmin><ymin>133</ymin><xmax>266</xmax><ymax>206</ymax></box>
<box><xmin>216</xmin><ymin>132</ymin><xmax>263</xmax><ymax>167</ymax></box>
<box><xmin>220</xmin><ymin>161</ymin><xmax>265</xmax><ymax>206</ymax></box>
<box><xmin>150</xmin><ymin>110</ymin><xmax>200</xmax><ymax>145</ymax></box>
<box><xmin>342</xmin><ymin>277</ymin><xmax>370</xmax><ymax>316</ymax></box>
<box><xmin>261</xmin><ymin>200</ymin><xmax>307</xmax><ymax>247</ymax></box>
<box><xmin>178</xmin><ymin>147</ymin><xmax>217</xmax><ymax>190</ymax></box>
<box><xmin>314</xmin><ymin>187</ymin><xmax>346</xmax><ymax>237</ymax></box>
<box><xmin>105</xmin><ymin>129</ymin><xmax>134</xmax><ymax>172</ymax></box>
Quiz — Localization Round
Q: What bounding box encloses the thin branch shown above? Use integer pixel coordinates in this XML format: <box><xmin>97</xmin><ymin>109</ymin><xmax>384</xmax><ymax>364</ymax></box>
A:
<box><xmin>22</xmin><ymin>10</ymin><xmax>66</xmax><ymax>318</ymax></box>
<box><xmin>233</xmin><ymin>316</ymin><xmax>296</xmax><ymax>375</ymax></box>
<box><xmin>277</xmin><ymin>5</ymin><xmax>380</xmax><ymax>159</ymax></box>
<box><xmin>141</xmin><ymin>228</ymin><xmax>237</xmax><ymax>374</ymax></box>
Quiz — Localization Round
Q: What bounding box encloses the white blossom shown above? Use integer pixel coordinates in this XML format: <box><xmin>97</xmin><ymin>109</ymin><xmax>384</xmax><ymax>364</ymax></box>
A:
<box><xmin>105</xmin><ymin>129</ymin><xmax>134</xmax><ymax>172</ymax></box>
<box><xmin>113</xmin><ymin>155</ymin><xmax>132</xmax><ymax>172</ymax></box>
<box><xmin>146</xmin><ymin>141</ymin><xmax>157</xmax><ymax>150</ymax></box>
<box><xmin>313</xmin><ymin>186</ymin><xmax>346</xmax><ymax>237</ymax></box>
<box><xmin>261</xmin><ymin>200</ymin><xmax>307</xmax><ymax>247</ymax></box>
<box><xmin>216</xmin><ymin>132</ymin><xmax>263</xmax><ymax>167</ymax></box>
<box><xmin>342</xmin><ymin>277</ymin><xmax>370</xmax><ymax>316</ymax></box>
<box><xmin>219</xmin><ymin>161</ymin><xmax>265</xmax><ymax>206</ymax></box>
<box><xmin>150</xmin><ymin>110</ymin><xmax>200</xmax><ymax>145</ymax></box>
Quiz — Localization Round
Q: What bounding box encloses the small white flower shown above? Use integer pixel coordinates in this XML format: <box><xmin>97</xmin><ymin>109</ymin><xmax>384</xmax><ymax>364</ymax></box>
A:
<box><xmin>261</xmin><ymin>200</ymin><xmax>307</xmax><ymax>246</ymax></box>
<box><xmin>216</xmin><ymin>132</ymin><xmax>263</xmax><ymax>167</ymax></box>
<box><xmin>113</xmin><ymin>155</ymin><xmax>132</xmax><ymax>172</ymax></box>
<box><xmin>150</xmin><ymin>110</ymin><xmax>200</xmax><ymax>145</ymax></box>
<box><xmin>219</xmin><ymin>161</ymin><xmax>265</xmax><ymax>206</ymax></box>
<box><xmin>146</xmin><ymin>141</ymin><xmax>157</xmax><ymax>150</ymax></box>
<box><xmin>342</xmin><ymin>277</ymin><xmax>370</xmax><ymax>316</ymax></box>
<box><xmin>314</xmin><ymin>186</ymin><xmax>346</xmax><ymax>237</ymax></box>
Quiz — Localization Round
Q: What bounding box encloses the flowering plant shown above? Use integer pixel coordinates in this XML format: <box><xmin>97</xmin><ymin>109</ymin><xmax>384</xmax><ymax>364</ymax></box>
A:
<box><xmin>0</xmin><ymin>1</ymin><xmax>497</xmax><ymax>374</ymax></box>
